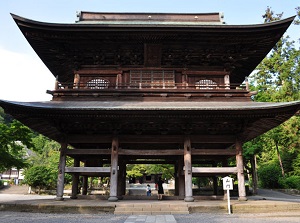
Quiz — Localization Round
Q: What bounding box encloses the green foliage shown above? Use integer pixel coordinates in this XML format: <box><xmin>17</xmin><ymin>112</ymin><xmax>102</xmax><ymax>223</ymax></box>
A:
<box><xmin>279</xmin><ymin>176</ymin><xmax>300</xmax><ymax>190</ymax></box>
<box><xmin>258</xmin><ymin>163</ymin><xmax>282</xmax><ymax>188</ymax></box>
<box><xmin>147</xmin><ymin>164</ymin><xmax>174</xmax><ymax>180</ymax></box>
<box><xmin>23</xmin><ymin>165</ymin><xmax>52</xmax><ymax>189</ymax></box>
<box><xmin>24</xmin><ymin>135</ymin><xmax>72</xmax><ymax>190</ymax></box>
<box><xmin>0</xmin><ymin>120</ymin><xmax>34</xmax><ymax>172</ymax></box>
<box><xmin>291</xmin><ymin>153</ymin><xmax>300</xmax><ymax>176</ymax></box>
<box><xmin>126</xmin><ymin>164</ymin><xmax>146</xmax><ymax>178</ymax></box>
<box><xmin>126</xmin><ymin>163</ymin><xmax>174</xmax><ymax>181</ymax></box>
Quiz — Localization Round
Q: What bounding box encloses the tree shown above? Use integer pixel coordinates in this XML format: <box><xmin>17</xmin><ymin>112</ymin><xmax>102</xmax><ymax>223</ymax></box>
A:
<box><xmin>24</xmin><ymin>134</ymin><xmax>72</xmax><ymax>190</ymax></box>
<box><xmin>0</xmin><ymin>120</ymin><xmax>34</xmax><ymax>172</ymax></box>
<box><xmin>246</xmin><ymin>6</ymin><xmax>300</xmax><ymax>189</ymax></box>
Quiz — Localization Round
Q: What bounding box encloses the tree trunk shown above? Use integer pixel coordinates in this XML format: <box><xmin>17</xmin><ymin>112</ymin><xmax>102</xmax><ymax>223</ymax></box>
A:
<box><xmin>275</xmin><ymin>142</ymin><xmax>285</xmax><ymax>177</ymax></box>
<box><xmin>250</xmin><ymin>155</ymin><xmax>258</xmax><ymax>195</ymax></box>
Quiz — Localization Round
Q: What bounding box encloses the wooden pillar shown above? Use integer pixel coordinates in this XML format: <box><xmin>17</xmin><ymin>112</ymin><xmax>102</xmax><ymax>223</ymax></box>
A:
<box><xmin>213</xmin><ymin>177</ymin><xmax>218</xmax><ymax>196</ymax></box>
<box><xmin>55</xmin><ymin>142</ymin><xmax>67</xmax><ymax>201</ymax></box>
<box><xmin>82</xmin><ymin>175</ymin><xmax>88</xmax><ymax>195</ymax></box>
<box><xmin>184</xmin><ymin>136</ymin><xmax>194</xmax><ymax>202</ymax></box>
<box><xmin>70</xmin><ymin>159</ymin><xmax>80</xmax><ymax>199</ymax></box>
<box><xmin>174</xmin><ymin>161</ymin><xmax>179</xmax><ymax>196</ymax></box>
<box><xmin>212</xmin><ymin>162</ymin><xmax>218</xmax><ymax>195</ymax></box>
<box><xmin>108</xmin><ymin>136</ymin><xmax>119</xmax><ymax>201</ymax></box>
<box><xmin>236</xmin><ymin>137</ymin><xmax>247</xmax><ymax>201</ymax></box>
<box><xmin>118</xmin><ymin>160</ymin><xmax>126</xmax><ymax>198</ymax></box>
<box><xmin>178</xmin><ymin>157</ymin><xmax>185</xmax><ymax>197</ymax></box>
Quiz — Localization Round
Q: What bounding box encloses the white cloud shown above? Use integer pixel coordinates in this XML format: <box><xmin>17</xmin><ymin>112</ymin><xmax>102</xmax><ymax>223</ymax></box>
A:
<box><xmin>0</xmin><ymin>48</ymin><xmax>54</xmax><ymax>102</ymax></box>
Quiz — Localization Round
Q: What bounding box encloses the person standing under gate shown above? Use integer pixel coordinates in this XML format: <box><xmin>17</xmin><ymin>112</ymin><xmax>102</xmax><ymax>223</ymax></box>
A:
<box><xmin>157</xmin><ymin>177</ymin><xmax>164</xmax><ymax>200</ymax></box>
<box><xmin>146</xmin><ymin>184</ymin><xmax>151</xmax><ymax>196</ymax></box>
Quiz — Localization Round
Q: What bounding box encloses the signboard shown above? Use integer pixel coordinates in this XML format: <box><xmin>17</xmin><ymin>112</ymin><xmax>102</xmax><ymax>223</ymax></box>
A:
<box><xmin>222</xmin><ymin>176</ymin><xmax>233</xmax><ymax>215</ymax></box>
<box><xmin>222</xmin><ymin>176</ymin><xmax>233</xmax><ymax>190</ymax></box>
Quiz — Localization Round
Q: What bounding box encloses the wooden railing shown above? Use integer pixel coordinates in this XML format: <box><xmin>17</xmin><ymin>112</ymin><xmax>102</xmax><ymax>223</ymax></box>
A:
<box><xmin>56</xmin><ymin>82</ymin><xmax>247</xmax><ymax>91</ymax></box>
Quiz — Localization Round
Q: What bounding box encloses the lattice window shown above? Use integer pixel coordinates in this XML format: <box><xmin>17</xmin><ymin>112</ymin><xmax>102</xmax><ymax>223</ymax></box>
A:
<box><xmin>87</xmin><ymin>78</ymin><xmax>109</xmax><ymax>89</ymax></box>
<box><xmin>195</xmin><ymin>79</ymin><xmax>217</xmax><ymax>89</ymax></box>
<box><xmin>130</xmin><ymin>70</ymin><xmax>175</xmax><ymax>88</ymax></box>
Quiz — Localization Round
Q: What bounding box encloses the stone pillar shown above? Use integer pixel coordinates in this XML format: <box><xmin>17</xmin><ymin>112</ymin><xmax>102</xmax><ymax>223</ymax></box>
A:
<box><xmin>236</xmin><ymin>137</ymin><xmax>247</xmax><ymax>201</ymax></box>
<box><xmin>108</xmin><ymin>136</ymin><xmax>119</xmax><ymax>201</ymax></box>
<box><xmin>178</xmin><ymin>157</ymin><xmax>185</xmax><ymax>197</ymax></box>
<box><xmin>55</xmin><ymin>143</ymin><xmax>67</xmax><ymax>201</ymax></box>
<box><xmin>184</xmin><ymin>136</ymin><xmax>194</xmax><ymax>202</ymax></box>
<box><xmin>70</xmin><ymin>159</ymin><xmax>80</xmax><ymax>199</ymax></box>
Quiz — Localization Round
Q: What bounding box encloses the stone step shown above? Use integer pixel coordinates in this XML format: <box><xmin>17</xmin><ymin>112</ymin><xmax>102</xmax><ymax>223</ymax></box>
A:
<box><xmin>114</xmin><ymin>203</ymin><xmax>190</xmax><ymax>215</ymax></box>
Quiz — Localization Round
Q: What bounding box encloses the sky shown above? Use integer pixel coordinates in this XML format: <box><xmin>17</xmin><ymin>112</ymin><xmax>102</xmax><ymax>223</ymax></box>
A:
<box><xmin>0</xmin><ymin>0</ymin><xmax>299</xmax><ymax>102</ymax></box>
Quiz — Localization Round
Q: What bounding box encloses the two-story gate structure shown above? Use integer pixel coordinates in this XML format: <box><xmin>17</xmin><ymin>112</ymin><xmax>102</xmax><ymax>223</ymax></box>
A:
<box><xmin>1</xmin><ymin>12</ymin><xmax>300</xmax><ymax>202</ymax></box>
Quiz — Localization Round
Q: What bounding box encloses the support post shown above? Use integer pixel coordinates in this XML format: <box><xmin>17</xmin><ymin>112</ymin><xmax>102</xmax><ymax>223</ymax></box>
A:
<box><xmin>236</xmin><ymin>137</ymin><xmax>247</xmax><ymax>201</ymax></box>
<box><xmin>118</xmin><ymin>160</ymin><xmax>126</xmax><ymax>198</ymax></box>
<box><xmin>70</xmin><ymin>159</ymin><xmax>80</xmax><ymax>199</ymax></box>
<box><xmin>82</xmin><ymin>176</ymin><xmax>88</xmax><ymax>195</ymax></box>
<box><xmin>184</xmin><ymin>136</ymin><xmax>194</xmax><ymax>202</ymax></box>
<box><xmin>55</xmin><ymin>142</ymin><xmax>67</xmax><ymax>201</ymax></box>
<box><xmin>108</xmin><ymin>136</ymin><xmax>119</xmax><ymax>202</ymax></box>
<box><xmin>213</xmin><ymin>162</ymin><xmax>218</xmax><ymax>195</ymax></box>
<box><xmin>178</xmin><ymin>158</ymin><xmax>185</xmax><ymax>197</ymax></box>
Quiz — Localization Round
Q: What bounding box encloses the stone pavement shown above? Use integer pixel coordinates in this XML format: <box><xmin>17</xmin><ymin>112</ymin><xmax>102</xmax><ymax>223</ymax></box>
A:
<box><xmin>124</xmin><ymin>215</ymin><xmax>176</xmax><ymax>223</ymax></box>
<box><xmin>0</xmin><ymin>188</ymin><xmax>300</xmax><ymax>223</ymax></box>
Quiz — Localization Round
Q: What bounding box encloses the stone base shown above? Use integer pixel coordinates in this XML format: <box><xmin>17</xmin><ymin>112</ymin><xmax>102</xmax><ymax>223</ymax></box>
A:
<box><xmin>108</xmin><ymin>196</ymin><xmax>119</xmax><ymax>202</ymax></box>
<box><xmin>238</xmin><ymin>196</ymin><xmax>248</xmax><ymax>201</ymax></box>
<box><xmin>184</xmin><ymin>196</ymin><xmax>194</xmax><ymax>202</ymax></box>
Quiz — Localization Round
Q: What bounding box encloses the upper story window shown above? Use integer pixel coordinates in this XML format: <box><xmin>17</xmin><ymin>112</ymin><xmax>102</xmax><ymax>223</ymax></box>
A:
<box><xmin>87</xmin><ymin>78</ymin><xmax>109</xmax><ymax>89</ymax></box>
<box><xmin>195</xmin><ymin>79</ymin><xmax>217</xmax><ymax>89</ymax></box>
<box><xmin>130</xmin><ymin>70</ymin><xmax>175</xmax><ymax>88</ymax></box>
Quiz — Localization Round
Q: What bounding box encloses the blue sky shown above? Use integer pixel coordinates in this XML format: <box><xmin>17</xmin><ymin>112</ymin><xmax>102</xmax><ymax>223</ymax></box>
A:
<box><xmin>0</xmin><ymin>0</ymin><xmax>299</xmax><ymax>101</ymax></box>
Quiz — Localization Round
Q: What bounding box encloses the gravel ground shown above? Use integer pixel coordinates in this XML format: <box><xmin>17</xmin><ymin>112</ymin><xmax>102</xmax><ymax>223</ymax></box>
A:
<box><xmin>1</xmin><ymin>212</ymin><xmax>300</xmax><ymax>223</ymax></box>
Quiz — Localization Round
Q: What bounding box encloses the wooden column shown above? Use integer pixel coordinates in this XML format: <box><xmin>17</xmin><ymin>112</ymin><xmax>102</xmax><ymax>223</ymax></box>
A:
<box><xmin>174</xmin><ymin>161</ymin><xmax>179</xmax><ymax>196</ymax></box>
<box><xmin>82</xmin><ymin>176</ymin><xmax>88</xmax><ymax>195</ymax></box>
<box><xmin>213</xmin><ymin>162</ymin><xmax>218</xmax><ymax>195</ymax></box>
<box><xmin>178</xmin><ymin>157</ymin><xmax>185</xmax><ymax>197</ymax></box>
<box><xmin>55</xmin><ymin>143</ymin><xmax>67</xmax><ymax>201</ymax></box>
<box><xmin>108</xmin><ymin>136</ymin><xmax>119</xmax><ymax>201</ymax></box>
<box><xmin>70</xmin><ymin>159</ymin><xmax>80</xmax><ymax>199</ymax></box>
<box><xmin>236</xmin><ymin>137</ymin><xmax>247</xmax><ymax>201</ymax></box>
<box><xmin>81</xmin><ymin>161</ymin><xmax>88</xmax><ymax>195</ymax></box>
<box><xmin>184</xmin><ymin>136</ymin><xmax>194</xmax><ymax>202</ymax></box>
<box><xmin>118</xmin><ymin>160</ymin><xmax>126</xmax><ymax>198</ymax></box>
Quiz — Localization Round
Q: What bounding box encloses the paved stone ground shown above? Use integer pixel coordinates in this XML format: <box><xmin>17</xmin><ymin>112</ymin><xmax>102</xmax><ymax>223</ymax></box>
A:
<box><xmin>124</xmin><ymin>215</ymin><xmax>176</xmax><ymax>223</ymax></box>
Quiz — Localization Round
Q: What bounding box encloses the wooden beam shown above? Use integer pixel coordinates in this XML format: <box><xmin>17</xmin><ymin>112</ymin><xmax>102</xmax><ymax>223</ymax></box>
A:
<box><xmin>191</xmin><ymin>167</ymin><xmax>238</xmax><ymax>174</ymax></box>
<box><xmin>65</xmin><ymin>167</ymin><xmax>111</xmax><ymax>173</ymax></box>
<box><xmin>67</xmin><ymin>134</ymin><xmax>235</xmax><ymax>144</ymax></box>
<box><xmin>65</xmin><ymin>149</ymin><xmax>111</xmax><ymax>155</ymax></box>
<box><xmin>118</xmin><ymin>149</ymin><xmax>183</xmax><ymax>156</ymax></box>
<box><xmin>65</xmin><ymin>148</ymin><xmax>235</xmax><ymax>156</ymax></box>
<box><xmin>191</xmin><ymin>149</ymin><xmax>236</xmax><ymax>156</ymax></box>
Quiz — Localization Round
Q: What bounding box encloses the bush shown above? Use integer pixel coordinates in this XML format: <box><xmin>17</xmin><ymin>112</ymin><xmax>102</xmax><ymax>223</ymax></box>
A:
<box><xmin>279</xmin><ymin>176</ymin><xmax>300</xmax><ymax>190</ymax></box>
<box><xmin>258</xmin><ymin>163</ymin><xmax>282</xmax><ymax>188</ymax></box>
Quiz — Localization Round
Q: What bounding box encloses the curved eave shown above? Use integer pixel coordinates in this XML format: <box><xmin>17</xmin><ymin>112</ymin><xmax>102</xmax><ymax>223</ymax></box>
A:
<box><xmin>11</xmin><ymin>13</ymin><xmax>295</xmax><ymax>30</ymax></box>
<box><xmin>1</xmin><ymin>100</ymin><xmax>299</xmax><ymax>143</ymax></box>
<box><xmin>12</xmin><ymin>15</ymin><xmax>294</xmax><ymax>83</ymax></box>
<box><xmin>11</xmin><ymin>13</ymin><xmax>295</xmax><ymax>84</ymax></box>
